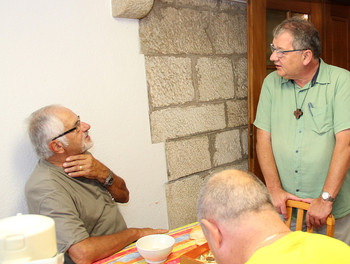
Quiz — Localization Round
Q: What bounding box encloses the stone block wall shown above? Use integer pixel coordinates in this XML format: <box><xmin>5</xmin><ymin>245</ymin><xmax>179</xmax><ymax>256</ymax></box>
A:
<box><xmin>139</xmin><ymin>0</ymin><xmax>248</xmax><ymax>228</ymax></box>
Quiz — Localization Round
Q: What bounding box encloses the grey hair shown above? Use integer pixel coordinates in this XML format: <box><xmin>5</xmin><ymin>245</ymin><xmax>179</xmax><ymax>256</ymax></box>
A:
<box><xmin>27</xmin><ymin>105</ymin><xmax>68</xmax><ymax>159</ymax></box>
<box><xmin>273</xmin><ymin>17</ymin><xmax>321</xmax><ymax>59</ymax></box>
<box><xmin>197</xmin><ymin>170</ymin><xmax>274</xmax><ymax>224</ymax></box>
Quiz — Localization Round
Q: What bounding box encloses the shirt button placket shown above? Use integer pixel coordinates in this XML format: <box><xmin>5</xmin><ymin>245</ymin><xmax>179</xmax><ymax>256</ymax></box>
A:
<box><xmin>294</xmin><ymin>90</ymin><xmax>305</xmax><ymax>195</ymax></box>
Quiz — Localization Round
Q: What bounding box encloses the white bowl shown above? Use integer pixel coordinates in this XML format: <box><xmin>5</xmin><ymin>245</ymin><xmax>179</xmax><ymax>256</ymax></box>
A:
<box><xmin>136</xmin><ymin>234</ymin><xmax>175</xmax><ymax>263</ymax></box>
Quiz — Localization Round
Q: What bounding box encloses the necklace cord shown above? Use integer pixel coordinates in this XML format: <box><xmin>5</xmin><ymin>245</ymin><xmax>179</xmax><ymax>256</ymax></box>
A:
<box><xmin>293</xmin><ymin>83</ymin><xmax>310</xmax><ymax>119</ymax></box>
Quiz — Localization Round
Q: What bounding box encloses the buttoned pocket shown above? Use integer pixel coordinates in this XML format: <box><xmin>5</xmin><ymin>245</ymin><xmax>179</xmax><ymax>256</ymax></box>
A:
<box><xmin>310</xmin><ymin>104</ymin><xmax>333</xmax><ymax>134</ymax></box>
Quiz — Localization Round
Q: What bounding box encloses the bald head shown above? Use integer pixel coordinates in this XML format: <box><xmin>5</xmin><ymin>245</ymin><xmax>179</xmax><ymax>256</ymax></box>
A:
<box><xmin>197</xmin><ymin>170</ymin><xmax>274</xmax><ymax>224</ymax></box>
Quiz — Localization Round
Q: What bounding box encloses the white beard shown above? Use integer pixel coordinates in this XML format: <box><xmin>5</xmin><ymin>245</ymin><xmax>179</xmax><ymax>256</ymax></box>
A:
<box><xmin>81</xmin><ymin>132</ymin><xmax>94</xmax><ymax>152</ymax></box>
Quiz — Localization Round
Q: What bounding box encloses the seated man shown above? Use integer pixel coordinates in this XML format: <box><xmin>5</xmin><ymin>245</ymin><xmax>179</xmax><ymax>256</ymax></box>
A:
<box><xmin>25</xmin><ymin>105</ymin><xmax>167</xmax><ymax>264</ymax></box>
<box><xmin>197</xmin><ymin>170</ymin><xmax>350</xmax><ymax>264</ymax></box>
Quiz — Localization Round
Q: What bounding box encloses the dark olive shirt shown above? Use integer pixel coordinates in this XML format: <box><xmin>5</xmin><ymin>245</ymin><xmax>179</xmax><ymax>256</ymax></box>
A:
<box><xmin>25</xmin><ymin>159</ymin><xmax>127</xmax><ymax>263</ymax></box>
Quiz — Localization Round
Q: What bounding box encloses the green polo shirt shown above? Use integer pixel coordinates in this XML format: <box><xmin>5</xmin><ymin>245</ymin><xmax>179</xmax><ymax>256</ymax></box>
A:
<box><xmin>254</xmin><ymin>59</ymin><xmax>350</xmax><ymax>218</ymax></box>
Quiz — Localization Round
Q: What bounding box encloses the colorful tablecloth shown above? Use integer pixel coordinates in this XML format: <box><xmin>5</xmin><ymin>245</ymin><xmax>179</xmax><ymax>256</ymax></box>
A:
<box><xmin>94</xmin><ymin>222</ymin><xmax>200</xmax><ymax>264</ymax></box>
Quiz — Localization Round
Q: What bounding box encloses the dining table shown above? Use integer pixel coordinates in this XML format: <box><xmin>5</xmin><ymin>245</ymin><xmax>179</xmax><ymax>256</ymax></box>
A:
<box><xmin>93</xmin><ymin>222</ymin><xmax>201</xmax><ymax>264</ymax></box>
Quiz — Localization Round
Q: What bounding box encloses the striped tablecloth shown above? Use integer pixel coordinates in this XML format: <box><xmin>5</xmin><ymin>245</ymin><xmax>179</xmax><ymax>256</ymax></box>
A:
<box><xmin>94</xmin><ymin>222</ymin><xmax>200</xmax><ymax>264</ymax></box>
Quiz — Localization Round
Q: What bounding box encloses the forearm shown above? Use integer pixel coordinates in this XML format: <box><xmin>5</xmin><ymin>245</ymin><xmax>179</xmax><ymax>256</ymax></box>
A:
<box><xmin>68</xmin><ymin>228</ymin><xmax>142</xmax><ymax>264</ymax></box>
<box><xmin>106</xmin><ymin>172</ymin><xmax>129</xmax><ymax>203</ymax></box>
<box><xmin>256</xmin><ymin>128</ymin><xmax>282</xmax><ymax>192</ymax></box>
<box><xmin>63</xmin><ymin>153</ymin><xmax>130</xmax><ymax>203</ymax></box>
<box><xmin>85</xmin><ymin>160</ymin><xmax>129</xmax><ymax>202</ymax></box>
<box><xmin>91</xmin><ymin>160</ymin><xmax>129</xmax><ymax>202</ymax></box>
<box><xmin>68</xmin><ymin>227</ymin><xmax>168</xmax><ymax>264</ymax></box>
<box><xmin>306</xmin><ymin>130</ymin><xmax>350</xmax><ymax>228</ymax></box>
<box><xmin>322</xmin><ymin>129</ymin><xmax>350</xmax><ymax>199</ymax></box>
<box><xmin>255</xmin><ymin>128</ymin><xmax>303</xmax><ymax>218</ymax></box>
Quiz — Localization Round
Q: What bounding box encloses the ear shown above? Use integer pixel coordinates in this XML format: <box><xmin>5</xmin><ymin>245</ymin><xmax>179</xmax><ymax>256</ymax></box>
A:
<box><xmin>201</xmin><ymin>219</ymin><xmax>223</xmax><ymax>249</ymax></box>
<box><xmin>302</xmin><ymin>50</ymin><xmax>313</xmax><ymax>65</ymax></box>
<box><xmin>49</xmin><ymin>140</ymin><xmax>65</xmax><ymax>154</ymax></box>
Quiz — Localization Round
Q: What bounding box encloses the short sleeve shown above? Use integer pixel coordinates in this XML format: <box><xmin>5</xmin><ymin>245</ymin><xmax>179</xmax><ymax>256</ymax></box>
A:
<box><xmin>254</xmin><ymin>75</ymin><xmax>273</xmax><ymax>133</ymax></box>
<box><xmin>37</xmin><ymin>189</ymin><xmax>89</xmax><ymax>253</ymax></box>
<box><xmin>333</xmin><ymin>69</ymin><xmax>350</xmax><ymax>134</ymax></box>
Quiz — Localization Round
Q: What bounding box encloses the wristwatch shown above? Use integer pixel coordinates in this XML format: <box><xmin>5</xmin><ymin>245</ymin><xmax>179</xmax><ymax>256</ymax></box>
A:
<box><xmin>103</xmin><ymin>170</ymin><xmax>114</xmax><ymax>187</ymax></box>
<box><xmin>321</xmin><ymin>191</ymin><xmax>335</xmax><ymax>202</ymax></box>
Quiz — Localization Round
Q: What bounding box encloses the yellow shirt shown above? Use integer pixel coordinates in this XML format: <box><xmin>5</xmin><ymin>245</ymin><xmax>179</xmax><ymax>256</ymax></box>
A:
<box><xmin>246</xmin><ymin>231</ymin><xmax>350</xmax><ymax>264</ymax></box>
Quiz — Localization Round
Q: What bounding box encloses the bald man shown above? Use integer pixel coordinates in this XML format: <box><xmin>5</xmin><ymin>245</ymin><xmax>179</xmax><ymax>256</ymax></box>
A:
<box><xmin>197</xmin><ymin>170</ymin><xmax>350</xmax><ymax>264</ymax></box>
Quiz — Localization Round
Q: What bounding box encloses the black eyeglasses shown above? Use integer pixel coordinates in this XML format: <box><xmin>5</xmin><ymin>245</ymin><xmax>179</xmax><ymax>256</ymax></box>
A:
<box><xmin>52</xmin><ymin>116</ymin><xmax>81</xmax><ymax>141</ymax></box>
<box><xmin>270</xmin><ymin>43</ymin><xmax>308</xmax><ymax>58</ymax></box>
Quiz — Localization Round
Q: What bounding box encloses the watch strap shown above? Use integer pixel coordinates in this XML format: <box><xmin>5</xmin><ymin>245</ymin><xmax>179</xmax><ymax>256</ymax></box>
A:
<box><xmin>103</xmin><ymin>170</ymin><xmax>114</xmax><ymax>187</ymax></box>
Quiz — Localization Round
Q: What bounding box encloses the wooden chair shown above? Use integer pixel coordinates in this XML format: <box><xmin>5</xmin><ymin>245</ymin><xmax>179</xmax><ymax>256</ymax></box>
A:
<box><xmin>285</xmin><ymin>200</ymin><xmax>335</xmax><ymax>237</ymax></box>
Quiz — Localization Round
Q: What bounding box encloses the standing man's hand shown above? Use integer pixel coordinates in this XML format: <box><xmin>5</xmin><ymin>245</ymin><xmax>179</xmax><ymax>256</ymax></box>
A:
<box><xmin>303</xmin><ymin>197</ymin><xmax>333</xmax><ymax>229</ymax></box>
<box><xmin>269</xmin><ymin>188</ymin><xmax>302</xmax><ymax>220</ymax></box>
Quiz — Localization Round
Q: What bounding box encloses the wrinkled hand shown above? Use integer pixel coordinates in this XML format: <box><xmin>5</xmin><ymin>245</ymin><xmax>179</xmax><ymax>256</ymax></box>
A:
<box><xmin>303</xmin><ymin>197</ymin><xmax>333</xmax><ymax>229</ymax></box>
<box><xmin>63</xmin><ymin>153</ymin><xmax>109</xmax><ymax>183</ymax></box>
<box><xmin>269</xmin><ymin>188</ymin><xmax>302</xmax><ymax>220</ymax></box>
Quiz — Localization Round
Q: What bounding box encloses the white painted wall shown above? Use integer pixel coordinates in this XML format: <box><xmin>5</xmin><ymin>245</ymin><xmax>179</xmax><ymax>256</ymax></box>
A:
<box><xmin>0</xmin><ymin>0</ymin><xmax>169</xmax><ymax>229</ymax></box>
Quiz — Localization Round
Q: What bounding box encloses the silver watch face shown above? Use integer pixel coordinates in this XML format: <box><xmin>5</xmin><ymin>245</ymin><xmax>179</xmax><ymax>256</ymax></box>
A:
<box><xmin>322</xmin><ymin>192</ymin><xmax>334</xmax><ymax>201</ymax></box>
<box><xmin>322</xmin><ymin>192</ymin><xmax>329</xmax><ymax>199</ymax></box>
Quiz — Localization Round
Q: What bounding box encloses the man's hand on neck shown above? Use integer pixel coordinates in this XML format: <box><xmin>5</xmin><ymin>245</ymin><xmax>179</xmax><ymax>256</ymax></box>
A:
<box><xmin>62</xmin><ymin>153</ymin><xmax>109</xmax><ymax>184</ymax></box>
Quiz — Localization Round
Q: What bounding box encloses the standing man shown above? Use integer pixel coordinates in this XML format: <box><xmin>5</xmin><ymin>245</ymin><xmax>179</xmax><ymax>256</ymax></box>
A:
<box><xmin>25</xmin><ymin>105</ymin><xmax>167</xmax><ymax>264</ymax></box>
<box><xmin>254</xmin><ymin>17</ymin><xmax>350</xmax><ymax>244</ymax></box>
<box><xmin>197</xmin><ymin>170</ymin><xmax>350</xmax><ymax>264</ymax></box>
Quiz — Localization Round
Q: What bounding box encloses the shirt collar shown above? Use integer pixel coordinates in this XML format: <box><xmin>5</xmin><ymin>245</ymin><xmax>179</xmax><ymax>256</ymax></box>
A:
<box><xmin>281</xmin><ymin>58</ymin><xmax>330</xmax><ymax>87</ymax></box>
<box><xmin>315</xmin><ymin>58</ymin><xmax>331</xmax><ymax>85</ymax></box>
<box><xmin>310</xmin><ymin>59</ymin><xmax>320</xmax><ymax>87</ymax></box>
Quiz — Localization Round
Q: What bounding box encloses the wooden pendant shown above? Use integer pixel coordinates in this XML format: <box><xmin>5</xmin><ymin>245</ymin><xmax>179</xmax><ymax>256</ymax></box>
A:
<box><xmin>294</xmin><ymin>108</ymin><xmax>303</xmax><ymax>119</ymax></box>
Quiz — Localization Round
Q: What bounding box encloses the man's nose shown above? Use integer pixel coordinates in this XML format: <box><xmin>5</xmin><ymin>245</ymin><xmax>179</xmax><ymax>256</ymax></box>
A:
<box><xmin>81</xmin><ymin>122</ymin><xmax>91</xmax><ymax>132</ymax></box>
<box><xmin>270</xmin><ymin>51</ymin><xmax>278</xmax><ymax>62</ymax></box>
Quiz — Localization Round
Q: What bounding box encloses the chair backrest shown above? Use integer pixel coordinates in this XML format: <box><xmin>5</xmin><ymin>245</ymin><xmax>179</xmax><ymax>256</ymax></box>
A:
<box><xmin>285</xmin><ymin>200</ymin><xmax>335</xmax><ymax>237</ymax></box>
